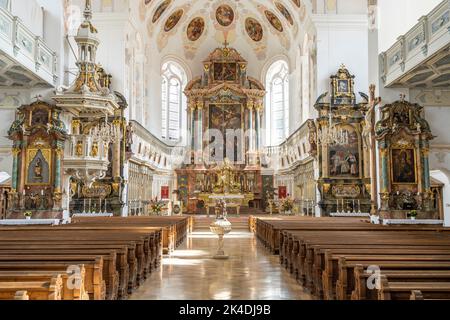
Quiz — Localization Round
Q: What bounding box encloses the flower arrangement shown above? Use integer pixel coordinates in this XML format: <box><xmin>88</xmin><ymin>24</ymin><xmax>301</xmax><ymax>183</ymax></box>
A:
<box><xmin>24</xmin><ymin>211</ymin><xmax>33</xmax><ymax>218</ymax></box>
<box><xmin>150</xmin><ymin>198</ymin><xmax>166</xmax><ymax>215</ymax></box>
<box><xmin>409</xmin><ymin>210</ymin><xmax>418</xmax><ymax>219</ymax></box>
<box><xmin>280</xmin><ymin>197</ymin><xmax>294</xmax><ymax>213</ymax></box>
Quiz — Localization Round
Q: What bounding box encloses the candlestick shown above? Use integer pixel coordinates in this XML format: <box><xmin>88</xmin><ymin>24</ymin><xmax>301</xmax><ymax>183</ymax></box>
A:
<box><xmin>104</xmin><ymin>199</ymin><xmax>107</xmax><ymax>214</ymax></box>
<box><xmin>99</xmin><ymin>198</ymin><xmax>102</xmax><ymax>214</ymax></box>
<box><xmin>89</xmin><ymin>198</ymin><xmax>92</xmax><ymax>214</ymax></box>
<box><xmin>83</xmin><ymin>199</ymin><xmax>86</xmax><ymax>214</ymax></box>
<box><xmin>352</xmin><ymin>199</ymin><xmax>356</xmax><ymax>213</ymax></box>
<box><xmin>336</xmin><ymin>200</ymin><xmax>339</xmax><ymax>214</ymax></box>
<box><xmin>358</xmin><ymin>200</ymin><xmax>361</xmax><ymax>213</ymax></box>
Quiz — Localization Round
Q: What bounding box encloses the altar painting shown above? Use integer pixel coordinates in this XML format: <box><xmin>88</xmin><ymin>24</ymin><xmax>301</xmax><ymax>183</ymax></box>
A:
<box><xmin>26</xmin><ymin>148</ymin><xmax>51</xmax><ymax>185</ymax></box>
<box><xmin>213</xmin><ymin>63</ymin><xmax>237</xmax><ymax>82</ymax></box>
<box><xmin>391</xmin><ymin>148</ymin><xmax>416</xmax><ymax>184</ymax></box>
<box><xmin>209</xmin><ymin>104</ymin><xmax>242</xmax><ymax>162</ymax></box>
<box><xmin>329</xmin><ymin>127</ymin><xmax>359</xmax><ymax>177</ymax></box>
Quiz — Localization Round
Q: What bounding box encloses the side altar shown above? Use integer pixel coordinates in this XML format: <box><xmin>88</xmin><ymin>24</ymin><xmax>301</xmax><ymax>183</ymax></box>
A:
<box><xmin>176</xmin><ymin>45</ymin><xmax>271</xmax><ymax>214</ymax></box>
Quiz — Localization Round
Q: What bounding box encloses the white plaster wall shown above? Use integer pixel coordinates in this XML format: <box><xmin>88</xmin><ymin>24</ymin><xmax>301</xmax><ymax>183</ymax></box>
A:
<box><xmin>313</xmin><ymin>14</ymin><xmax>369</xmax><ymax>104</ymax></box>
<box><xmin>11</xmin><ymin>0</ymin><xmax>44</xmax><ymax>37</ymax></box>
<box><xmin>431</xmin><ymin>170</ymin><xmax>450</xmax><ymax>227</ymax></box>
<box><xmin>378</xmin><ymin>0</ymin><xmax>443</xmax><ymax>53</ymax></box>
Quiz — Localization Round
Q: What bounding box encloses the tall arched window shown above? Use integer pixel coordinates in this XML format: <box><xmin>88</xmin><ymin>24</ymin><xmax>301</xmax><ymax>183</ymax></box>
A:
<box><xmin>161</xmin><ymin>61</ymin><xmax>187</xmax><ymax>142</ymax></box>
<box><xmin>265</xmin><ymin>60</ymin><xmax>289</xmax><ymax>146</ymax></box>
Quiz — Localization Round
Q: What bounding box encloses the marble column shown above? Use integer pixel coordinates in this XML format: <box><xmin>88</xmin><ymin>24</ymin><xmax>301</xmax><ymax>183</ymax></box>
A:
<box><xmin>189</xmin><ymin>103</ymin><xmax>195</xmax><ymax>161</ymax></box>
<box><xmin>11</xmin><ymin>148</ymin><xmax>20</xmax><ymax>192</ymax></box>
<box><xmin>255</xmin><ymin>105</ymin><xmax>261</xmax><ymax>151</ymax></box>
<box><xmin>197</xmin><ymin>102</ymin><xmax>203</xmax><ymax>158</ymax></box>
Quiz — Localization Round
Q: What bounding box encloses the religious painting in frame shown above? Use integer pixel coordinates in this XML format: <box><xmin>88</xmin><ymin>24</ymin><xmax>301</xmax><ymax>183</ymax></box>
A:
<box><xmin>328</xmin><ymin>126</ymin><xmax>360</xmax><ymax>178</ymax></box>
<box><xmin>152</xmin><ymin>0</ymin><xmax>172</xmax><ymax>23</ymax></box>
<box><xmin>391</xmin><ymin>148</ymin><xmax>417</xmax><ymax>184</ymax></box>
<box><xmin>216</xmin><ymin>4</ymin><xmax>234</xmax><ymax>27</ymax></box>
<box><xmin>336</xmin><ymin>79</ymin><xmax>350</xmax><ymax>95</ymax></box>
<box><xmin>213</xmin><ymin>62</ymin><xmax>237</xmax><ymax>82</ymax></box>
<box><xmin>275</xmin><ymin>2</ymin><xmax>294</xmax><ymax>26</ymax></box>
<box><xmin>26</xmin><ymin>148</ymin><xmax>52</xmax><ymax>186</ymax></box>
<box><xmin>164</xmin><ymin>9</ymin><xmax>183</xmax><ymax>32</ymax></box>
<box><xmin>161</xmin><ymin>186</ymin><xmax>170</xmax><ymax>199</ymax></box>
<box><xmin>264</xmin><ymin>10</ymin><xmax>283</xmax><ymax>32</ymax></box>
<box><xmin>208</xmin><ymin>104</ymin><xmax>243</xmax><ymax>163</ymax></box>
<box><xmin>278</xmin><ymin>186</ymin><xmax>287</xmax><ymax>199</ymax></box>
<box><xmin>186</xmin><ymin>17</ymin><xmax>205</xmax><ymax>41</ymax></box>
<box><xmin>245</xmin><ymin>17</ymin><xmax>263</xmax><ymax>42</ymax></box>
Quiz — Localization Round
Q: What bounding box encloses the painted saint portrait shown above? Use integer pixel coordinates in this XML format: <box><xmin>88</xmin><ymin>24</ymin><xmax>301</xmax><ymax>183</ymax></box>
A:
<box><xmin>392</xmin><ymin>149</ymin><xmax>416</xmax><ymax>184</ymax></box>
<box><xmin>291</xmin><ymin>0</ymin><xmax>301</xmax><ymax>8</ymax></box>
<box><xmin>264</xmin><ymin>10</ymin><xmax>283</xmax><ymax>32</ymax></box>
<box><xmin>213</xmin><ymin>63</ymin><xmax>237</xmax><ymax>81</ymax></box>
<box><xmin>275</xmin><ymin>2</ymin><xmax>294</xmax><ymax>26</ymax></box>
<box><xmin>393</xmin><ymin>109</ymin><xmax>411</xmax><ymax>126</ymax></box>
<box><xmin>329</xmin><ymin>127</ymin><xmax>360</xmax><ymax>177</ymax></box>
<box><xmin>187</xmin><ymin>17</ymin><xmax>205</xmax><ymax>41</ymax></box>
<box><xmin>216</xmin><ymin>5</ymin><xmax>234</xmax><ymax>27</ymax></box>
<box><xmin>152</xmin><ymin>0</ymin><xmax>172</xmax><ymax>23</ymax></box>
<box><xmin>245</xmin><ymin>17</ymin><xmax>263</xmax><ymax>42</ymax></box>
<box><xmin>337</xmin><ymin>79</ymin><xmax>349</xmax><ymax>93</ymax></box>
<box><xmin>164</xmin><ymin>9</ymin><xmax>183</xmax><ymax>32</ymax></box>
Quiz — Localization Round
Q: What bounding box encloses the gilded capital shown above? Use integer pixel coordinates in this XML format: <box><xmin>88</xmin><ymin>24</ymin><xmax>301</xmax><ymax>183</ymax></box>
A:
<box><xmin>11</xmin><ymin>148</ymin><xmax>21</xmax><ymax>156</ymax></box>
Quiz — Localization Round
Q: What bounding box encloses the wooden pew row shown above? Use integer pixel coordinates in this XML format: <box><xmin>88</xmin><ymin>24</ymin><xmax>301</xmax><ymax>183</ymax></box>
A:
<box><xmin>0</xmin><ymin>270</ymin><xmax>89</xmax><ymax>300</ymax></box>
<box><xmin>256</xmin><ymin>218</ymin><xmax>450</xmax><ymax>300</ymax></box>
<box><xmin>256</xmin><ymin>217</ymin><xmax>449</xmax><ymax>254</ymax></box>
<box><xmin>0</xmin><ymin>226</ymin><xmax>162</xmax><ymax>286</ymax></box>
<box><xmin>0</xmin><ymin>276</ymin><xmax>63</xmax><ymax>300</ymax></box>
<box><xmin>378</xmin><ymin>276</ymin><xmax>450</xmax><ymax>300</ymax></box>
<box><xmin>0</xmin><ymin>257</ymin><xmax>105</xmax><ymax>300</ymax></box>
<box><xmin>352</xmin><ymin>267</ymin><xmax>450</xmax><ymax>300</ymax></box>
<box><xmin>71</xmin><ymin>216</ymin><xmax>190</xmax><ymax>254</ymax></box>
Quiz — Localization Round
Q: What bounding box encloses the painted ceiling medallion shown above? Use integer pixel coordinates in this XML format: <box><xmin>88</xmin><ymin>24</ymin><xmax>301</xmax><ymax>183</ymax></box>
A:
<box><xmin>275</xmin><ymin>2</ymin><xmax>294</xmax><ymax>26</ymax></box>
<box><xmin>187</xmin><ymin>17</ymin><xmax>205</xmax><ymax>41</ymax></box>
<box><xmin>291</xmin><ymin>0</ymin><xmax>301</xmax><ymax>8</ymax></box>
<box><xmin>164</xmin><ymin>9</ymin><xmax>184</xmax><ymax>32</ymax></box>
<box><xmin>216</xmin><ymin>5</ymin><xmax>235</xmax><ymax>27</ymax></box>
<box><xmin>245</xmin><ymin>18</ymin><xmax>263</xmax><ymax>42</ymax></box>
<box><xmin>264</xmin><ymin>10</ymin><xmax>283</xmax><ymax>32</ymax></box>
<box><xmin>152</xmin><ymin>0</ymin><xmax>172</xmax><ymax>23</ymax></box>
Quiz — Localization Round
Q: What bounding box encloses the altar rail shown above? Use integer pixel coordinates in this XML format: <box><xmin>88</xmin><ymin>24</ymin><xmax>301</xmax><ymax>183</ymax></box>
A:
<box><xmin>380</xmin><ymin>0</ymin><xmax>450</xmax><ymax>87</ymax></box>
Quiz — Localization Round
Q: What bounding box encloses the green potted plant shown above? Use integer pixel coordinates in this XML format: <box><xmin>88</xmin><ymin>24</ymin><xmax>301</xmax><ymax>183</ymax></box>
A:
<box><xmin>24</xmin><ymin>211</ymin><xmax>33</xmax><ymax>220</ymax></box>
<box><xmin>409</xmin><ymin>210</ymin><xmax>418</xmax><ymax>220</ymax></box>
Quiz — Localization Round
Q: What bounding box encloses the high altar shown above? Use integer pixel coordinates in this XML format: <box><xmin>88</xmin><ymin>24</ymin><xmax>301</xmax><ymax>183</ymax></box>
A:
<box><xmin>176</xmin><ymin>45</ymin><xmax>269</xmax><ymax>214</ymax></box>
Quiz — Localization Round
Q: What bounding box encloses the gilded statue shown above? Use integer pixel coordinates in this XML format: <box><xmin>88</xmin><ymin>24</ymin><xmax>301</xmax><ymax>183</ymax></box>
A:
<box><xmin>76</xmin><ymin>141</ymin><xmax>83</xmax><ymax>156</ymax></box>
<box><xmin>90</xmin><ymin>142</ymin><xmax>99</xmax><ymax>157</ymax></box>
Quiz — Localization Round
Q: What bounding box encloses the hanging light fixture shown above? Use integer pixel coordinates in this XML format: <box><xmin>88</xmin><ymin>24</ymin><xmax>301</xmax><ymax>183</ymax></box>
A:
<box><xmin>317</xmin><ymin>104</ymin><xmax>349</xmax><ymax>146</ymax></box>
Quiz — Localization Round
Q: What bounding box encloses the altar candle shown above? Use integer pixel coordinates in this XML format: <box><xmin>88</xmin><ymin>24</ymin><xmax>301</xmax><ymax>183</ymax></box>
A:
<box><xmin>358</xmin><ymin>200</ymin><xmax>361</xmax><ymax>212</ymax></box>
<box><xmin>89</xmin><ymin>199</ymin><xmax>92</xmax><ymax>213</ymax></box>
<box><xmin>41</xmin><ymin>190</ymin><xmax>44</xmax><ymax>196</ymax></box>
<box><xmin>336</xmin><ymin>200</ymin><xmax>339</xmax><ymax>213</ymax></box>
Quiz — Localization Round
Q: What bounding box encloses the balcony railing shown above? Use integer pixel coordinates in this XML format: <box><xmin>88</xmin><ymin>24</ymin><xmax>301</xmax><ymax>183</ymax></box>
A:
<box><xmin>380</xmin><ymin>0</ymin><xmax>450</xmax><ymax>87</ymax></box>
<box><xmin>0</xmin><ymin>6</ymin><xmax>58</xmax><ymax>86</ymax></box>
<box><xmin>263</xmin><ymin>121</ymin><xmax>313</xmax><ymax>172</ymax></box>
<box><xmin>130</xmin><ymin>120</ymin><xmax>176</xmax><ymax>172</ymax></box>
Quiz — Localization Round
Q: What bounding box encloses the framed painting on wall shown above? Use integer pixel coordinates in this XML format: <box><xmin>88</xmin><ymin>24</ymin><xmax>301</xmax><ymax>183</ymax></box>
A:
<box><xmin>391</xmin><ymin>148</ymin><xmax>416</xmax><ymax>184</ymax></box>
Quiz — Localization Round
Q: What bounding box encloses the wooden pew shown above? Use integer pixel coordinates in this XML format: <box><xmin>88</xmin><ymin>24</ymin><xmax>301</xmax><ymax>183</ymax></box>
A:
<box><xmin>351</xmin><ymin>267</ymin><xmax>450</xmax><ymax>300</ymax></box>
<box><xmin>0</xmin><ymin>257</ymin><xmax>105</xmax><ymax>300</ymax></box>
<box><xmin>0</xmin><ymin>275</ymin><xmax>63</xmax><ymax>300</ymax></box>
<box><xmin>378</xmin><ymin>276</ymin><xmax>450</xmax><ymax>300</ymax></box>
<box><xmin>0</xmin><ymin>270</ymin><xmax>89</xmax><ymax>300</ymax></box>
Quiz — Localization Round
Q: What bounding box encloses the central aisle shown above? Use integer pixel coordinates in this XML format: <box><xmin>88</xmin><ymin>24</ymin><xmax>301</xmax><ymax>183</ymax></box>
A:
<box><xmin>131</xmin><ymin>230</ymin><xmax>313</xmax><ymax>300</ymax></box>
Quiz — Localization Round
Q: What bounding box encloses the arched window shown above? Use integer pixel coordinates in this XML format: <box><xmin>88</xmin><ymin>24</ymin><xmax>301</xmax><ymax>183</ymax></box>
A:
<box><xmin>161</xmin><ymin>61</ymin><xmax>187</xmax><ymax>142</ymax></box>
<box><xmin>265</xmin><ymin>60</ymin><xmax>289</xmax><ymax>146</ymax></box>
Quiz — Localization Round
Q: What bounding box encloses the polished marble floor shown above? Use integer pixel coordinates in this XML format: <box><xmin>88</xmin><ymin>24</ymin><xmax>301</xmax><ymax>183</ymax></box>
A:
<box><xmin>130</xmin><ymin>231</ymin><xmax>313</xmax><ymax>300</ymax></box>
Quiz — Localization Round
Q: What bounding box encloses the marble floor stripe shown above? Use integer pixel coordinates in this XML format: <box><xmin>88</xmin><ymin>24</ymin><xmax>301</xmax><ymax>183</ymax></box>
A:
<box><xmin>130</xmin><ymin>231</ymin><xmax>313</xmax><ymax>300</ymax></box>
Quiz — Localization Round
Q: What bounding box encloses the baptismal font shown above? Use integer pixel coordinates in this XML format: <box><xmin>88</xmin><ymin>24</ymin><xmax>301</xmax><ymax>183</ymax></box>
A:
<box><xmin>209</xmin><ymin>198</ymin><xmax>232</xmax><ymax>259</ymax></box>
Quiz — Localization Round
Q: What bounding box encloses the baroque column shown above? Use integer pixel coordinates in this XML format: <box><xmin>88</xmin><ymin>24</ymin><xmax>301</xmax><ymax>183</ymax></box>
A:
<box><xmin>112</xmin><ymin>119</ymin><xmax>122</xmax><ymax>179</ymax></box>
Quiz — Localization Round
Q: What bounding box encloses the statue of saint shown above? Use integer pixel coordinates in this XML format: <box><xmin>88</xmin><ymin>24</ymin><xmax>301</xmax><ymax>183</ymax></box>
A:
<box><xmin>34</xmin><ymin>158</ymin><xmax>43</xmax><ymax>179</ymax></box>
<box><xmin>126</xmin><ymin>122</ymin><xmax>134</xmax><ymax>152</ymax></box>
<box><xmin>90</xmin><ymin>142</ymin><xmax>99</xmax><ymax>157</ymax></box>
<box><xmin>76</xmin><ymin>141</ymin><xmax>83</xmax><ymax>156</ymax></box>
